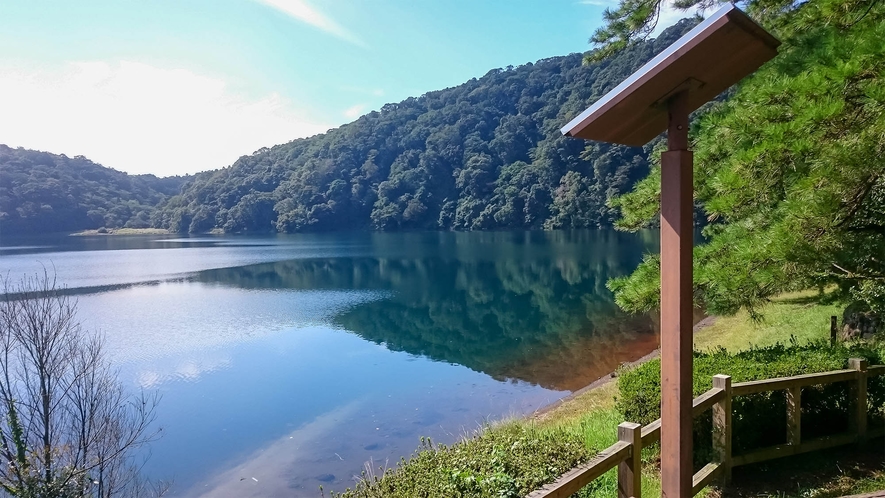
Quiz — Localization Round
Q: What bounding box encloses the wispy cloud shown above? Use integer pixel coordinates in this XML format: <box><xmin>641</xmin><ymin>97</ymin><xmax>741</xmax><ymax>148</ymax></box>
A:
<box><xmin>255</xmin><ymin>0</ymin><xmax>366</xmax><ymax>47</ymax></box>
<box><xmin>343</xmin><ymin>104</ymin><xmax>366</xmax><ymax>119</ymax></box>
<box><xmin>0</xmin><ymin>61</ymin><xmax>331</xmax><ymax>176</ymax></box>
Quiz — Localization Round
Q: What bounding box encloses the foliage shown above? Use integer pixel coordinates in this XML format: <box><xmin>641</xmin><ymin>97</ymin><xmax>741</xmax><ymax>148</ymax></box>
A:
<box><xmin>584</xmin><ymin>0</ymin><xmax>796</xmax><ymax>63</ymax></box>
<box><xmin>617</xmin><ymin>341</ymin><xmax>885</xmax><ymax>464</ymax></box>
<box><xmin>148</xmin><ymin>21</ymin><xmax>705</xmax><ymax>235</ymax></box>
<box><xmin>0</xmin><ymin>273</ymin><xmax>162</xmax><ymax>497</ymax></box>
<box><xmin>609</xmin><ymin>0</ymin><xmax>885</xmax><ymax>315</ymax></box>
<box><xmin>330</xmin><ymin>423</ymin><xmax>592</xmax><ymax>498</ymax></box>
<box><xmin>0</xmin><ymin>145</ymin><xmax>191</xmax><ymax>235</ymax></box>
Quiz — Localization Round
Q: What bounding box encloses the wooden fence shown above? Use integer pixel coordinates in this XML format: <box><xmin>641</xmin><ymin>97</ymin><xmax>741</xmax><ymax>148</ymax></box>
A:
<box><xmin>527</xmin><ymin>359</ymin><xmax>885</xmax><ymax>498</ymax></box>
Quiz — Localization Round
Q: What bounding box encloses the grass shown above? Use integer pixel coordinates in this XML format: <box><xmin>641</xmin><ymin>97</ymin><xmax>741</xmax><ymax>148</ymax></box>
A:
<box><xmin>334</xmin><ymin>293</ymin><xmax>881</xmax><ymax>497</ymax></box>
<box><xmin>693</xmin><ymin>290</ymin><xmax>843</xmax><ymax>353</ymax></box>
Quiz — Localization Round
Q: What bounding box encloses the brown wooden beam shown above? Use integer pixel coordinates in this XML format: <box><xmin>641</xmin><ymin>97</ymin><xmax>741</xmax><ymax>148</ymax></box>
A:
<box><xmin>660</xmin><ymin>89</ymin><xmax>694</xmax><ymax>498</ymax></box>
<box><xmin>618</xmin><ymin>422</ymin><xmax>643</xmax><ymax>498</ymax></box>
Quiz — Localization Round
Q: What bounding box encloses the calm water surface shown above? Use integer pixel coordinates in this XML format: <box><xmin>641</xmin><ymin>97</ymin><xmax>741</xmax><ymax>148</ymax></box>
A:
<box><xmin>0</xmin><ymin>230</ymin><xmax>659</xmax><ymax>497</ymax></box>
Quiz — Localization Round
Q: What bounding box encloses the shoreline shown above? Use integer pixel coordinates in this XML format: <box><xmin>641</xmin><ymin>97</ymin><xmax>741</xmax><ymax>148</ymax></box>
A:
<box><xmin>70</xmin><ymin>228</ymin><xmax>173</xmax><ymax>236</ymax></box>
<box><xmin>530</xmin><ymin>315</ymin><xmax>718</xmax><ymax>420</ymax></box>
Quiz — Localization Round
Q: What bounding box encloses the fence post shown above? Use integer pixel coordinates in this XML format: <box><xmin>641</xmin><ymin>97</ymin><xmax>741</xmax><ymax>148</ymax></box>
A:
<box><xmin>848</xmin><ymin>358</ymin><xmax>868</xmax><ymax>446</ymax></box>
<box><xmin>712</xmin><ymin>374</ymin><xmax>732</xmax><ymax>484</ymax></box>
<box><xmin>831</xmin><ymin>316</ymin><xmax>838</xmax><ymax>346</ymax></box>
<box><xmin>618</xmin><ymin>422</ymin><xmax>642</xmax><ymax>498</ymax></box>
<box><xmin>786</xmin><ymin>386</ymin><xmax>801</xmax><ymax>446</ymax></box>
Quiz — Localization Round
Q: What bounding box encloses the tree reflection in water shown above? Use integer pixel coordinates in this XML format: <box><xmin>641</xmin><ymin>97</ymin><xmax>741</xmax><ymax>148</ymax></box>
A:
<box><xmin>192</xmin><ymin>230</ymin><xmax>664</xmax><ymax>391</ymax></box>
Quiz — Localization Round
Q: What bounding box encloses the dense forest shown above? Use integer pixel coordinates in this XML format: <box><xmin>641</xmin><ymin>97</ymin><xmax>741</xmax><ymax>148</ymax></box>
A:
<box><xmin>0</xmin><ymin>145</ymin><xmax>191</xmax><ymax>235</ymax></box>
<box><xmin>148</xmin><ymin>21</ymin><xmax>699</xmax><ymax>234</ymax></box>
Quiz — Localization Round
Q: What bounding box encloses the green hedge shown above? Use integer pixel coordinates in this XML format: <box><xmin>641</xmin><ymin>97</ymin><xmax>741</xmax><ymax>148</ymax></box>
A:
<box><xmin>617</xmin><ymin>341</ymin><xmax>885</xmax><ymax>466</ymax></box>
<box><xmin>332</xmin><ymin>423</ymin><xmax>594</xmax><ymax>498</ymax></box>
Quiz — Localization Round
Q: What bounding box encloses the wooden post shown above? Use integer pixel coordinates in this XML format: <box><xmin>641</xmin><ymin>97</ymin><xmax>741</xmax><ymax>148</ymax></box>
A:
<box><xmin>660</xmin><ymin>89</ymin><xmax>694</xmax><ymax>498</ymax></box>
<box><xmin>618</xmin><ymin>422</ymin><xmax>643</xmax><ymax>498</ymax></box>
<box><xmin>830</xmin><ymin>316</ymin><xmax>838</xmax><ymax>346</ymax></box>
<box><xmin>849</xmin><ymin>358</ymin><xmax>868</xmax><ymax>445</ymax></box>
<box><xmin>712</xmin><ymin>375</ymin><xmax>732</xmax><ymax>484</ymax></box>
<box><xmin>786</xmin><ymin>386</ymin><xmax>801</xmax><ymax>446</ymax></box>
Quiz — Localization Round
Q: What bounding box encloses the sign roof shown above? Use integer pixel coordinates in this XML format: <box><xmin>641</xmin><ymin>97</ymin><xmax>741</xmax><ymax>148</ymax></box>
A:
<box><xmin>561</xmin><ymin>4</ymin><xmax>780</xmax><ymax>146</ymax></box>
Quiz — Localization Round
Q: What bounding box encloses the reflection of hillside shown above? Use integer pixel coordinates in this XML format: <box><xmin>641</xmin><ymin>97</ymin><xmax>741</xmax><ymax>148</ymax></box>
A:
<box><xmin>193</xmin><ymin>231</ymin><xmax>661</xmax><ymax>391</ymax></box>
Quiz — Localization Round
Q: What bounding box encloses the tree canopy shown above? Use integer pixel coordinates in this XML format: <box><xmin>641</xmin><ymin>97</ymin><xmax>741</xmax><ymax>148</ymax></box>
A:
<box><xmin>585</xmin><ymin>0</ymin><xmax>794</xmax><ymax>62</ymax></box>
<box><xmin>0</xmin><ymin>145</ymin><xmax>191</xmax><ymax>235</ymax></box>
<box><xmin>149</xmin><ymin>21</ymin><xmax>699</xmax><ymax>235</ymax></box>
<box><xmin>608</xmin><ymin>0</ymin><xmax>885</xmax><ymax>316</ymax></box>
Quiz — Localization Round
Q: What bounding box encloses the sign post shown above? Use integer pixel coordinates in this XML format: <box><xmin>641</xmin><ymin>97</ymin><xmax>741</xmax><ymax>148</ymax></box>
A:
<box><xmin>560</xmin><ymin>6</ymin><xmax>780</xmax><ymax>495</ymax></box>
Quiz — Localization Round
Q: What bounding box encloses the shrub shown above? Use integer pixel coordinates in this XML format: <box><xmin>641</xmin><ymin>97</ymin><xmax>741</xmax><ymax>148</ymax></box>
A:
<box><xmin>616</xmin><ymin>341</ymin><xmax>885</xmax><ymax>466</ymax></box>
<box><xmin>331</xmin><ymin>422</ymin><xmax>594</xmax><ymax>498</ymax></box>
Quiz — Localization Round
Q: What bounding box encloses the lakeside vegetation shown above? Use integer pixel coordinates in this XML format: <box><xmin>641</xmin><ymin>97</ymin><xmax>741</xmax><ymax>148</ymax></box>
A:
<box><xmin>331</xmin><ymin>294</ymin><xmax>884</xmax><ymax>498</ymax></box>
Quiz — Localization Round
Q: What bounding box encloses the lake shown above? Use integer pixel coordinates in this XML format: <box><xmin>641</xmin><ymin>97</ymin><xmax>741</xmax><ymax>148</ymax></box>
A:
<box><xmin>0</xmin><ymin>230</ymin><xmax>660</xmax><ymax>497</ymax></box>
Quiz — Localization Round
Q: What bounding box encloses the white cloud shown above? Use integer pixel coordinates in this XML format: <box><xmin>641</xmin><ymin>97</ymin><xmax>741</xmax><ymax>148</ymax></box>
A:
<box><xmin>343</xmin><ymin>103</ymin><xmax>366</xmax><ymax>119</ymax></box>
<box><xmin>0</xmin><ymin>61</ymin><xmax>331</xmax><ymax>176</ymax></box>
<box><xmin>254</xmin><ymin>0</ymin><xmax>366</xmax><ymax>47</ymax></box>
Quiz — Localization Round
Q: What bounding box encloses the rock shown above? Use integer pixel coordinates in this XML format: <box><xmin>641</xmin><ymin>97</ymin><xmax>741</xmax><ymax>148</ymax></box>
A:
<box><xmin>841</xmin><ymin>304</ymin><xmax>883</xmax><ymax>340</ymax></box>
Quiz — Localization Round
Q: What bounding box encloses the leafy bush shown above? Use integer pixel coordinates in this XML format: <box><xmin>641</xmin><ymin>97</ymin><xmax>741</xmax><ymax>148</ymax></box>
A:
<box><xmin>617</xmin><ymin>341</ymin><xmax>885</xmax><ymax>466</ymax></box>
<box><xmin>331</xmin><ymin>423</ymin><xmax>594</xmax><ymax>498</ymax></box>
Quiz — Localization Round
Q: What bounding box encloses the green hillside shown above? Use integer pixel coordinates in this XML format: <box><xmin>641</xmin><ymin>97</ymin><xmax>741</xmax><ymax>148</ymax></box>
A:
<box><xmin>0</xmin><ymin>145</ymin><xmax>191</xmax><ymax>235</ymax></box>
<box><xmin>151</xmin><ymin>21</ymin><xmax>697</xmax><ymax>234</ymax></box>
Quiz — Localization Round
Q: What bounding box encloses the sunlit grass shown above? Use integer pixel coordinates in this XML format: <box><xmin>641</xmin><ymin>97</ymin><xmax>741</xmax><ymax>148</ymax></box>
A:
<box><xmin>693</xmin><ymin>290</ymin><xmax>843</xmax><ymax>353</ymax></box>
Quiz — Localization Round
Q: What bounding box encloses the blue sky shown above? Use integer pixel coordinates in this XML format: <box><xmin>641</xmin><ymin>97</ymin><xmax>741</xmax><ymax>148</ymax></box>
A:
<box><xmin>0</xmin><ymin>0</ymin><xmax>685</xmax><ymax>176</ymax></box>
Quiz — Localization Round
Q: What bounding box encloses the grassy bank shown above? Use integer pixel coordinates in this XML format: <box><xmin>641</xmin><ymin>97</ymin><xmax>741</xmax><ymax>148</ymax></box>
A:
<box><xmin>693</xmin><ymin>291</ymin><xmax>844</xmax><ymax>353</ymax></box>
<box><xmin>334</xmin><ymin>294</ymin><xmax>883</xmax><ymax>497</ymax></box>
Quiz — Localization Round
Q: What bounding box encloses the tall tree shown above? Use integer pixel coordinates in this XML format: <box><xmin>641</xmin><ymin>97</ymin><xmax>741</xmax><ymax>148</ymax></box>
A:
<box><xmin>607</xmin><ymin>0</ymin><xmax>885</xmax><ymax>316</ymax></box>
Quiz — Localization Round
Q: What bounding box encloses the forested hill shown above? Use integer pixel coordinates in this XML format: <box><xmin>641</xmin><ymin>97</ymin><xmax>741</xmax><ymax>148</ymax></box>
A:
<box><xmin>153</xmin><ymin>20</ymin><xmax>695</xmax><ymax>234</ymax></box>
<box><xmin>0</xmin><ymin>145</ymin><xmax>192</xmax><ymax>235</ymax></box>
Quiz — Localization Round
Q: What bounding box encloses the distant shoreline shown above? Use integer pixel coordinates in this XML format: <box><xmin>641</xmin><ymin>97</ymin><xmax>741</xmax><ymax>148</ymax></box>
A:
<box><xmin>69</xmin><ymin>228</ymin><xmax>173</xmax><ymax>236</ymax></box>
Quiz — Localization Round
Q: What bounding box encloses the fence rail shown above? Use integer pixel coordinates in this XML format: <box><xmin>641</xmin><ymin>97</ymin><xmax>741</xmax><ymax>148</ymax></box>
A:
<box><xmin>526</xmin><ymin>359</ymin><xmax>884</xmax><ymax>498</ymax></box>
